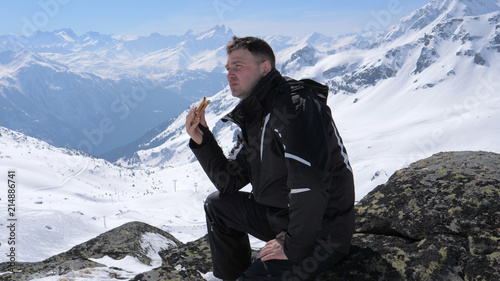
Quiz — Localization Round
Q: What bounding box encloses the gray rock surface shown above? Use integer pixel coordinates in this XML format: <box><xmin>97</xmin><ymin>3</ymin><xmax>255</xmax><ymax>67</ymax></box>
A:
<box><xmin>319</xmin><ymin>151</ymin><xmax>500</xmax><ymax>280</ymax></box>
<box><xmin>0</xmin><ymin>221</ymin><xmax>182</xmax><ymax>280</ymax></box>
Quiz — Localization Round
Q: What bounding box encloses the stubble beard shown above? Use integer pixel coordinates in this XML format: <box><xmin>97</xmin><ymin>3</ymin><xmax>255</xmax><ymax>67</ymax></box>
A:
<box><xmin>231</xmin><ymin>77</ymin><xmax>262</xmax><ymax>100</ymax></box>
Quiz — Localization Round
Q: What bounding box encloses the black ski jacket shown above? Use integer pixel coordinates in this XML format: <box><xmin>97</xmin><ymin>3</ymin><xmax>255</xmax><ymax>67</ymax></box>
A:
<box><xmin>190</xmin><ymin>69</ymin><xmax>355</xmax><ymax>263</ymax></box>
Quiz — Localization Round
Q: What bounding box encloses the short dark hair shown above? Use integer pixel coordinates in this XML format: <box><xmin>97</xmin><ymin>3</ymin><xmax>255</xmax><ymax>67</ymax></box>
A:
<box><xmin>226</xmin><ymin>36</ymin><xmax>276</xmax><ymax>69</ymax></box>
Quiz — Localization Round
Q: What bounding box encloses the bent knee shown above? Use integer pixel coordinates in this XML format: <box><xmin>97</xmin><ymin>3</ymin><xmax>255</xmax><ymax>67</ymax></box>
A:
<box><xmin>204</xmin><ymin>191</ymin><xmax>221</xmax><ymax>214</ymax></box>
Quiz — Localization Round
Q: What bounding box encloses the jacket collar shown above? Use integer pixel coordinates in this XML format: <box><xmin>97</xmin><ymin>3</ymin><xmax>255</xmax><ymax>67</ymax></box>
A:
<box><xmin>223</xmin><ymin>68</ymin><xmax>283</xmax><ymax>128</ymax></box>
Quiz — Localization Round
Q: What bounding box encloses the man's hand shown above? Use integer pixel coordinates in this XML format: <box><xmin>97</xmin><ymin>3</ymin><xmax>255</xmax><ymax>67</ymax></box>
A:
<box><xmin>259</xmin><ymin>232</ymin><xmax>288</xmax><ymax>261</ymax></box>
<box><xmin>185</xmin><ymin>107</ymin><xmax>207</xmax><ymax>145</ymax></box>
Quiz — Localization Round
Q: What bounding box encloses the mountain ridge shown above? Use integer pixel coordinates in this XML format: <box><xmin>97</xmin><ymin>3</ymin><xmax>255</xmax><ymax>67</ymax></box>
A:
<box><xmin>0</xmin><ymin>25</ymin><xmax>236</xmax><ymax>154</ymax></box>
<box><xmin>383</xmin><ymin>0</ymin><xmax>500</xmax><ymax>42</ymax></box>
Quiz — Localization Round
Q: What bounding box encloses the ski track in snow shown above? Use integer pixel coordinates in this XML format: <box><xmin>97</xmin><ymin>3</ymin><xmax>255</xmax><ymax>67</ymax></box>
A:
<box><xmin>29</xmin><ymin>159</ymin><xmax>89</xmax><ymax>192</ymax></box>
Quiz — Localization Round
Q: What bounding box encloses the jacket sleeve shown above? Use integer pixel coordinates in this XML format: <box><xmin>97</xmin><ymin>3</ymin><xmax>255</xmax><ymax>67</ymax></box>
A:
<box><xmin>273</xmin><ymin>94</ymin><xmax>338</xmax><ymax>263</ymax></box>
<box><xmin>190</xmin><ymin>124</ymin><xmax>250</xmax><ymax>194</ymax></box>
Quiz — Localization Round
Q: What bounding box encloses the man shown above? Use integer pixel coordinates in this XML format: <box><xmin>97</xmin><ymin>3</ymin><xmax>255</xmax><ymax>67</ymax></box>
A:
<box><xmin>185</xmin><ymin>36</ymin><xmax>355</xmax><ymax>280</ymax></box>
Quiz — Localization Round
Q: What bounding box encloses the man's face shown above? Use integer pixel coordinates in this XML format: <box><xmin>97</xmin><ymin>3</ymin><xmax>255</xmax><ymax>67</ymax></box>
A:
<box><xmin>226</xmin><ymin>48</ymin><xmax>268</xmax><ymax>99</ymax></box>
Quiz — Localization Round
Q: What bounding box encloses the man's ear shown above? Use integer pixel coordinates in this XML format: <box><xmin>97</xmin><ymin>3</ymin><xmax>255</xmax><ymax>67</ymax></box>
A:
<box><xmin>261</xmin><ymin>60</ymin><xmax>272</xmax><ymax>76</ymax></box>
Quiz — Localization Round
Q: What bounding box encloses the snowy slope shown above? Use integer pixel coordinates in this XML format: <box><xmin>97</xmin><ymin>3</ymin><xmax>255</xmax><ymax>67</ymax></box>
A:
<box><xmin>0</xmin><ymin>126</ymin><xmax>216</xmax><ymax>264</ymax></box>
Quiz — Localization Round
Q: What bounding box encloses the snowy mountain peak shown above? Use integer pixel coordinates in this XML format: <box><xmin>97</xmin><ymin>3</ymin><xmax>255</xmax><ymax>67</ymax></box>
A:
<box><xmin>209</xmin><ymin>24</ymin><xmax>232</xmax><ymax>35</ymax></box>
<box><xmin>27</xmin><ymin>28</ymin><xmax>79</xmax><ymax>45</ymax></box>
<box><xmin>54</xmin><ymin>28</ymin><xmax>78</xmax><ymax>41</ymax></box>
<box><xmin>195</xmin><ymin>24</ymin><xmax>233</xmax><ymax>40</ymax></box>
<box><xmin>383</xmin><ymin>0</ymin><xmax>500</xmax><ymax>41</ymax></box>
<box><xmin>430</xmin><ymin>0</ymin><xmax>500</xmax><ymax>17</ymax></box>
<box><xmin>303</xmin><ymin>32</ymin><xmax>328</xmax><ymax>44</ymax></box>
<box><xmin>0</xmin><ymin>49</ymin><xmax>66</xmax><ymax>73</ymax></box>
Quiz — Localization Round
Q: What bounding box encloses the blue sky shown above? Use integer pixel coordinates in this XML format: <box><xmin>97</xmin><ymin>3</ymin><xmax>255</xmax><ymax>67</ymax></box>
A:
<box><xmin>0</xmin><ymin>0</ymin><xmax>431</xmax><ymax>37</ymax></box>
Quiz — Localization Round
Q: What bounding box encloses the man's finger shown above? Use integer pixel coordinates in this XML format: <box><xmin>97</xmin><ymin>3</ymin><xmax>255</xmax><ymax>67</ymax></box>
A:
<box><xmin>258</xmin><ymin>240</ymin><xmax>276</xmax><ymax>259</ymax></box>
<box><xmin>186</xmin><ymin>108</ymin><xmax>195</xmax><ymax>124</ymax></box>
<box><xmin>199</xmin><ymin>110</ymin><xmax>207</xmax><ymax>126</ymax></box>
<box><xmin>187</xmin><ymin>108</ymin><xmax>202</xmax><ymax>128</ymax></box>
<box><xmin>258</xmin><ymin>239</ymin><xmax>288</xmax><ymax>261</ymax></box>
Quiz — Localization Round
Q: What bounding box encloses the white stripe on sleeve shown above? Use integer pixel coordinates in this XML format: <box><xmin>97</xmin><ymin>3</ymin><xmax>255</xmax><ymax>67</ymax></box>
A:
<box><xmin>290</xmin><ymin>188</ymin><xmax>311</xmax><ymax>194</ymax></box>
<box><xmin>285</xmin><ymin>153</ymin><xmax>311</xmax><ymax>167</ymax></box>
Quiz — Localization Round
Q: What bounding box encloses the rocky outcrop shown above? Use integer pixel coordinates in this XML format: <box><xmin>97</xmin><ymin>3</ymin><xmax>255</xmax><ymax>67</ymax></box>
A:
<box><xmin>0</xmin><ymin>221</ymin><xmax>182</xmax><ymax>280</ymax></box>
<box><xmin>281</xmin><ymin>46</ymin><xmax>318</xmax><ymax>72</ymax></box>
<box><xmin>1</xmin><ymin>151</ymin><xmax>498</xmax><ymax>280</ymax></box>
<box><xmin>131</xmin><ymin>235</ymin><xmax>212</xmax><ymax>281</ymax></box>
<box><xmin>413</xmin><ymin>45</ymin><xmax>440</xmax><ymax>74</ymax></box>
<box><xmin>320</xmin><ymin>151</ymin><xmax>500</xmax><ymax>280</ymax></box>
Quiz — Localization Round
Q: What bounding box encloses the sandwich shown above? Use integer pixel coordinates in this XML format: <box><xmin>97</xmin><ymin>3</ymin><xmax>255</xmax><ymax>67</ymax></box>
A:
<box><xmin>193</xmin><ymin>97</ymin><xmax>210</xmax><ymax>124</ymax></box>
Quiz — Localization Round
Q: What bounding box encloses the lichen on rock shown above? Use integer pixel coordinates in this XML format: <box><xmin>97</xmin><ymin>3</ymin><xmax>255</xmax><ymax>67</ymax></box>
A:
<box><xmin>320</xmin><ymin>151</ymin><xmax>500</xmax><ymax>281</ymax></box>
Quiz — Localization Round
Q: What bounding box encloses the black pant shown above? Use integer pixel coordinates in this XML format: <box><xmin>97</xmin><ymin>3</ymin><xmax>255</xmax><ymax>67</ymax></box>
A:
<box><xmin>204</xmin><ymin>191</ymin><xmax>346</xmax><ymax>280</ymax></box>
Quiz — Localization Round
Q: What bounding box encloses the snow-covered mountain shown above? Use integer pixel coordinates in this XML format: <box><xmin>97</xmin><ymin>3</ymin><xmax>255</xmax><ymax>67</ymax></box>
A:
<box><xmin>1</xmin><ymin>0</ymin><xmax>500</xmax><ymax>278</ymax></box>
<box><xmin>0</xmin><ymin>25</ymin><xmax>233</xmax><ymax>155</ymax></box>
